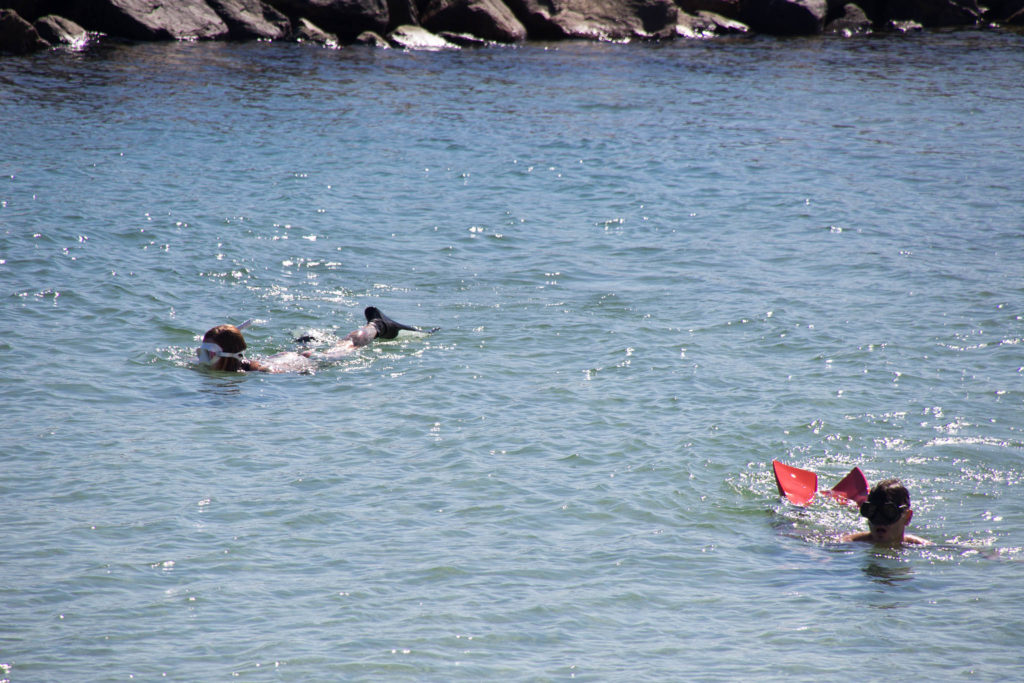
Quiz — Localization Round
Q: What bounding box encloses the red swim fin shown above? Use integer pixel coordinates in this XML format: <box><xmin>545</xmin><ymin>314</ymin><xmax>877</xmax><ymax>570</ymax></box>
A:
<box><xmin>772</xmin><ymin>460</ymin><xmax>817</xmax><ymax>506</ymax></box>
<box><xmin>824</xmin><ymin>467</ymin><xmax>869</xmax><ymax>504</ymax></box>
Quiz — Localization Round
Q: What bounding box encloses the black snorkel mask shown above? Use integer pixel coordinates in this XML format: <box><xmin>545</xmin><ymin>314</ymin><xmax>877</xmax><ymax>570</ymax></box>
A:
<box><xmin>859</xmin><ymin>501</ymin><xmax>908</xmax><ymax>526</ymax></box>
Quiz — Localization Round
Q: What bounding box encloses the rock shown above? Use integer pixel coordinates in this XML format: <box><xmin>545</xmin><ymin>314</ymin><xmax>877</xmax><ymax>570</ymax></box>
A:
<box><xmin>386</xmin><ymin>0</ymin><xmax>419</xmax><ymax>28</ymax></box>
<box><xmin>694</xmin><ymin>10</ymin><xmax>749</xmax><ymax>33</ymax></box>
<box><xmin>739</xmin><ymin>0</ymin><xmax>827</xmax><ymax>34</ymax></box>
<box><xmin>291</xmin><ymin>16</ymin><xmax>340</xmax><ymax>43</ymax></box>
<box><xmin>984</xmin><ymin>0</ymin><xmax>1024</xmax><ymax>23</ymax></box>
<box><xmin>674</xmin><ymin>9</ymin><xmax>748</xmax><ymax>36</ymax></box>
<box><xmin>826</xmin><ymin>0</ymin><xmax>881</xmax><ymax>23</ymax></box>
<box><xmin>825</xmin><ymin>2</ymin><xmax>871</xmax><ymax>34</ymax></box>
<box><xmin>2</xmin><ymin>1</ymin><xmax>51</xmax><ymax>22</ymax></box>
<box><xmin>34</xmin><ymin>14</ymin><xmax>89</xmax><ymax>46</ymax></box>
<box><xmin>885</xmin><ymin>18</ymin><xmax>921</xmax><ymax>31</ymax></box>
<box><xmin>991</xmin><ymin>0</ymin><xmax>1024</xmax><ymax>23</ymax></box>
<box><xmin>354</xmin><ymin>29</ymin><xmax>390</xmax><ymax>44</ymax></box>
<box><xmin>56</xmin><ymin>0</ymin><xmax>230</xmax><ymax>40</ymax></box>
<box><xmin>207</xmin><ymin>0</ymin><xmax>291</xmax><ymax>39</ymax></box>
<box><xmin>1009</xmin><ymin>1</ymin><xmax>1024</xmax><ymax>23</ymax></box>
<box><xmin>421</xmin><ymin>0</ymin><xmax>527</xmax><ymax>42</ymax></box>
<box><xmin>1</xmin><ymin>9</ymin><xmax>51</xmax><ymax>53</ymax></box>
<box><xmin>886</xmin><ymin>0</ymin><xmax>983</xmax><ymax>27</ymax></box>
<box><xmin>438</xmin><ymin>29</ymin><xmax>496</xmax><ymax>44</ymax></box>
<box><xmin>675</xmin><ymin>0</ymin><xmax>741</xmax><ymax>20</ymax></box>
<box><xmin>387</xmin><ymin>23</ymin><xmax>458</xmax><ymax>47</ymax></box>
<box><xmin>504</xmin><ymin>0</ymin><xmax>680</xmax><ymax>41</ymax></box>
<box><xmin>267</xmin><ymin>0</ymin><xmax>389</xmax><ymax>39</ymax></box>
<box><xmin>674</xmin><ymin>11</ymin><xmax>717</xmax><ymax>37</ymax></box>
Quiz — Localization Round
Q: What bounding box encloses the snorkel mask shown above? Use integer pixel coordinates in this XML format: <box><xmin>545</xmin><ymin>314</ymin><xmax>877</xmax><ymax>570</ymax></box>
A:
<box><xmin>859</xmin><ymin>501</ymin><xmax>908</xmax><ymax>526</ymax></box>
<box><xmin>196</xmin><ymin>342</ymin><xmax>244</xmax><ymax>365</ymax></box>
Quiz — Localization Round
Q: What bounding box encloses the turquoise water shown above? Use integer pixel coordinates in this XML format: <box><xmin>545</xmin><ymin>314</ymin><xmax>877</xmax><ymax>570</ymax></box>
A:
<box><xmin>2</xmin><ymin>32</ymin><xmax>1024</xmax><ymax>680</ymax></box>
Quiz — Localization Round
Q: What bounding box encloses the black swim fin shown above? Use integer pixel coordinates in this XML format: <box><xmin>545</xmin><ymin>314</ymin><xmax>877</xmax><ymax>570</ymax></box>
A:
<box><xmin>365</xmin><ymin>306</ymin><xmax>423</xmax><ymax>340</ymax></box>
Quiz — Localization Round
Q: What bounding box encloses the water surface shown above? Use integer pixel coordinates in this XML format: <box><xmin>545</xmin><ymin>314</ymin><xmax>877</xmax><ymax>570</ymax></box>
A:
<box><xmin>2</xmin><ymin>32</ymin><xmax>1023</xmax><ymax>681</ymax></box>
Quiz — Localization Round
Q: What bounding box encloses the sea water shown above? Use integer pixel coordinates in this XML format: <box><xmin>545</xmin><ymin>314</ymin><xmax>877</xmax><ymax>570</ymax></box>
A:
<box><xmin>1</xmin><ymin>31</ymin><xmax>1023</xmax><ymax>681</ymax></box>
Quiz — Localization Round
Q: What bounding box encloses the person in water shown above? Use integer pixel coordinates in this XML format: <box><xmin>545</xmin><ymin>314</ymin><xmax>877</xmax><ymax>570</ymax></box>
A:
<box><xmin>842</xmin><ymin>479</ymin><xmax>930</xmax><ymax>546</ymax></box>
<box><xmin>196</xmin><ymin>307</ymin><xmax>426</xmax><ymax>373</ymax></box>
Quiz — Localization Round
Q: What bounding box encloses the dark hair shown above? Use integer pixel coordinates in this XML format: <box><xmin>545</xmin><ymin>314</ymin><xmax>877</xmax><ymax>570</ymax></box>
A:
<box><xmin>867</xmin><ymin>479</ymin><xmax>910</xmax><ymax>508</ymax></box>
<box><xmin>203</xmin><ymin>324</ymin><xmax>247</xmax><ymax>372</ymax></box>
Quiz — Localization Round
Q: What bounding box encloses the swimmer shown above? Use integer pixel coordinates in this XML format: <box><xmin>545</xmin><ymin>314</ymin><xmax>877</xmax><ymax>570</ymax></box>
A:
<box><xmin>196</xmin><ymin>307</ymin><xmax>430</xmax><ymax>373</ymax></box>
<box><xmin>841</xmin><ymin>479</ymin><xmax>931</xmax><ymax>546</ymax></box>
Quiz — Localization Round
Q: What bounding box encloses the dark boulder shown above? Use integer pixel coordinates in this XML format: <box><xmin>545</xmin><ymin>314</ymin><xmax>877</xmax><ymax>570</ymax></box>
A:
<box><xmin>825</xmin><ymin>2</ymin><xmax>871</xmax><ymax>33</ymax></box>
<box><xmin>504</xmin><ymin>0</ymin><xmax>680</xmax><ymax>40</ymax></box>
<box><xmin>386</xmin><ymin>0</ymin><xmax>420</xmax><ymax>28</ymax></box>
<box><xmin>267</xmin><ymin>0</ymin><xmax>389</xmax><ymax>39</ymax></box>
<box><xmin>34</xmin><ymin>14</ymin><xmax>89</xmax><ymax>45</ymax></box>
<box><xmin>738</xmin><ymin>0</ymin><xmax>827</xmax><ymax>34</ymax></box>
<box><xmin>826</xmin><ymin>0</ymin><xmax>881</xmax><ymax>23</ymax></box>
<box><xmin>207</xmin><ymin>0</ymin><xmax>291</xmax><ymax>39</ymax></box>
<box><xmin>980</xmin><ymin>0</ymin><xmax>1007</xmax><ymax>22</ymax></box>
<box><xmin>2</xmin><ymin>1</ymin><xmax>58</xmax><ymax>22</ymax></box>
<box><xmin>0</xmin><ymin>8</ymin><xmax>51</xmax><ymax>53</ymax></box>
<box><xmin>421</xmin><ymin>0</ymin><xmax>527</xmax><ymax>42</ymax></box>
<box><xmin>885</xmin><ymin>0</ymin><xmax>982</xmax><ymax>27</ymax></box>
<box><xmin>55</xmin><ymin>0</ymin><xmax>230</xmax><ymax>40</ymax></box>
<box><xmin>675</xmin><ymin>0</ymin><xmax>741</xmax><ymax>20</ymax></box>
<box><xmin>984</xmin><ymin>0</ymin><xmax>1024</xmax><ymax>23</ymax></box>
<box><xmin>1006</xmin><ymin>0</ymin><xmax>1024</xmax><ymax>23</ymax></box>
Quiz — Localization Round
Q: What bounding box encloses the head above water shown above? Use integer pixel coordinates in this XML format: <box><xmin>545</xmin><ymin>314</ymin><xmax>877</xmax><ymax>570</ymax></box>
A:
<box><xmin>198</xmin><ymin>324</ymin><xmax>247</xmax><ymax>371</ymax></box>
<box><xmin>858</xmin><ymin>478</ymin><xmax>914</xmax><ymax>541</ymax></box>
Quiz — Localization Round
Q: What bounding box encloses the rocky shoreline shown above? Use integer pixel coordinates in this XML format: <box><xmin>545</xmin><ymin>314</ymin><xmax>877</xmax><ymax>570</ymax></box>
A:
<box><xmin>2</xmin><ymin>0</ymin><xmax>1022</xmax><ymax>55</ymax></box>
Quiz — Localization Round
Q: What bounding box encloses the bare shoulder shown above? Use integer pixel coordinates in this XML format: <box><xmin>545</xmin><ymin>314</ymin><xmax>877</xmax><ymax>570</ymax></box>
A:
<box><xmin>840</xmin><ymin>531</ymin><xmax>872</xmax><ymax>543</ymax></box>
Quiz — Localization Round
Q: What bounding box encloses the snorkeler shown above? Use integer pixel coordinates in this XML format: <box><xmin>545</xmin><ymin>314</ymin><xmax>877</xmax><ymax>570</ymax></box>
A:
<box><xmin>841</xmin><ymin>479</ymin><xmax>931</xmax><ymax>546</ymax></box>
<box><xmin>196</xmin><ymin>306</ymin><xmax>430</xmax><ymax>373</ymax></box>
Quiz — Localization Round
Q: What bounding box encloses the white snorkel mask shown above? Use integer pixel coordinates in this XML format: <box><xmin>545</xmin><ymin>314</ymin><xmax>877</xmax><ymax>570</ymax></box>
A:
<box><xmin>196</xmin><ymin>319</ymin><xmax>254</xmax><ymax>365</ymax></box>
<box><xmin>196</xmin><ymin>342</ymin><xmax>245</xmax><ymax>365</ymax></box>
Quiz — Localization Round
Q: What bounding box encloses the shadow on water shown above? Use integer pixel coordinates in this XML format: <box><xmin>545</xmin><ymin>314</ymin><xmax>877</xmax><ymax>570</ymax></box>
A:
<box><xmin>196</xmin><ymin>371</ymin><xmax>247</xmax><ymax>397</ymax></box>
<box><xmin>862</xmin><ymin>557</ymin><xmax>915</xmax><ymax>586</ymax></box>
